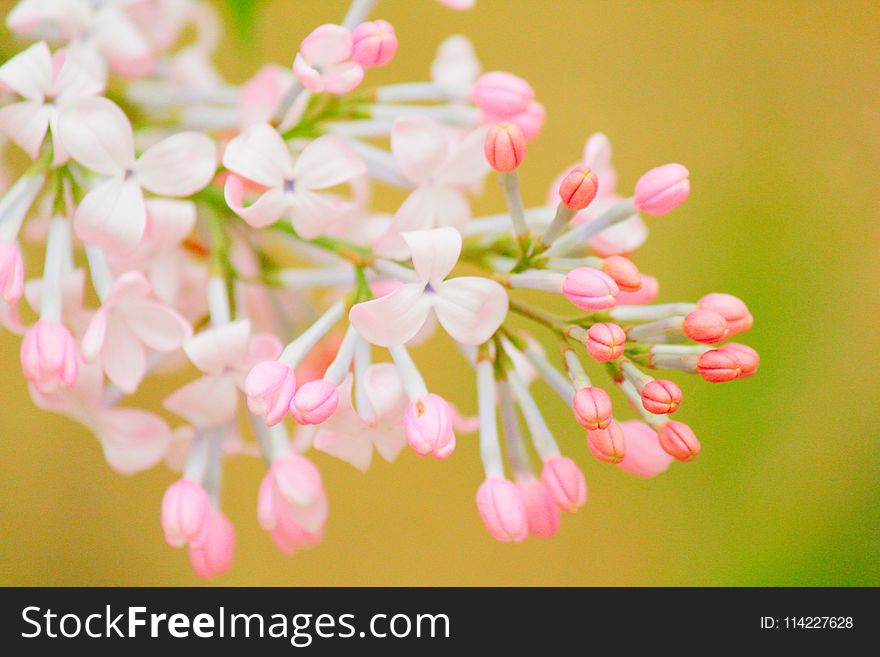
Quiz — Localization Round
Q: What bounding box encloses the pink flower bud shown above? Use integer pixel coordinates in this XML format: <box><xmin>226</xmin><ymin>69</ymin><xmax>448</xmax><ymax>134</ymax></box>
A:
<box><xmin>259</xmin><ymin>455</ymin><xmax>328</xmax><ymax>544</ymax></box>
<box><xmin>475</xmin><ymin>477</ymin><xmax>528</xmax><ymax>543</ymax></box>
<box><xmin>602</xmin><ymin>255</ymin><xmax>642</xmax><ymax>292</ymax></box>
<box><xmin>641</xmin><ymin>379</ymin><xmax>682</xmax><ymax>414</ymax></box>
<box><xmin>351</xmin><ymin>20</ymin><xmax>398</xmax><ymax>68</ymax></box>
<box><xmin>587</xmin><ymin>421</ymin><xmax>626</xmax><ymax>464</ymax></box>
<box><xmin>20</xmin><ymin>320</ymin><xmax>78</xmax><ymax>394</ymax></box>
<box><xmin>0</xmin><ymin>242</ymin><xmax>24</xmax><ymax>304</ymax></box>
<box><xmin>290</xmin><ymin>378</ymin><xmax>339</xmax><ymax>424</ymax></box>
<box><xmin>161</xmin><ymin>478</ymin><xmax>211</xmax><ymax>548</ymax></box>
<box><xmin>508</xmin><ymin>100</ymin><xmax>545</xmax><ymax>140</ymax></box>
<box><xmin>483</xmin><ymin>122</ymin><xmax>526</xmax><ymax>172</ymax></box>
<box><xmin>683</xmin><ymin>309</ymin><xmax>729</xmax><ymax>344</ymax></box>
<box><xmin>516</xmin><ymin>477</ymin><xmax>560</xmax><ymax>538</ymax></box>
<box><xmin>657</xmin><ymin>421</ymin><xmax>700</xmax><ymax>462</ymax></box>
<box><xmin>540</xmin><ymin>456</ymin><xmax>587</xmax><ymax>512</ymax></box>
<box><xmin>562</xmin><ymin>267</ymin><xmax>619</xmax><ymax>311</ymax></box>
<box><xmin>188</xmin><ymin>510</ymin><xmax>235</xmax><ymax>579</ymax></box>
<box><xmin>634</xmin><ymin>163</ymin><xmax>690</xmax><ymax>215</ymax></box>
<box><xmin>245</xmin><ymin>361</ymin><xmax>296</xmax><ymax>426</ymax></box>
<box><xmin>472</xmin><ymin>71</ymin><xmax>534</xmax><ymax>117</ymax></box>
<box><xmin>558</xmin><ymin>166</ymin><xmax>598</xmax><ymax>210</ymax></box>
<box><xmin>617</xmin><ymin>420</ymin><xmax>674</xmax><ymax>478</ymax></box>
<box><xmin>697</xmin><ymin>348</ymin><xmax>742</xmax><ymax>383</ymax></box>
<box><xmin>615</xmin><ymin>274</ymin><xmax>659</xmax><ymax>305</ymax></box>
<box><xmin>572</xmin><ymin>386</ymin><xmax>613</xmax><ymax>430</ymax></box>
<box><xmin>404</xmin><ymin>393</ymin><xmax>456</xmax><ymax>459</ymax></box>
<box><xmin>585</xmin><ymin>322</ymin><xmax>626</xmax><ymax>362</ymax></box>
<box><xmin>698</xmin><ymin>293</ymin><xmax>753</xmax><ymax>335</ymax></box>
<box><xmin>720</xmin><ymin>343</ymin><xmax>759</xmax><ymax>378</ymax></box>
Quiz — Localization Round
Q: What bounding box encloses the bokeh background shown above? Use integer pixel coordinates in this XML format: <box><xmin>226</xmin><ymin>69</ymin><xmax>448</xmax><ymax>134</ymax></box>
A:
<box><xmin>1</xmin><ymin>0</ymin><xmax>878</xmax><ymax>586</ymax></box>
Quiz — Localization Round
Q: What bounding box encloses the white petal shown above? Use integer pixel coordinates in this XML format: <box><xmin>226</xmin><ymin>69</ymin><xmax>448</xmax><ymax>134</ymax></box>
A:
<box><xmin>348</xmin><ymin>283</ymin><xmax>431</xmax><ymax>347</ymax></box>
<box><xmin>402</xmin><ymin>226</ymin><xmax>461</xmax><ymax>287</ymax></box>
<box><xmin>224</xmin><ymin>175</ymin><xmax>286</xmax><ymax>228</ymax></box>
<box><xmin>434</xmin><ymin>125</ymin><xmax>490</xmax><ymax>188</ymax></box>
<box><xmin>102</xmin><ymin>313</ymin><xmax>146</xmax><ymax>393</ymax></box>
<box><xmin>0</xmin><ymin>40</ymin><xmax>52</xmax><ymax>100</ymax></box>
<box><xmin>52</xmin><ymin>51</ymin><xmax>104</xmax><ymax>102</ymax></box>
<box><xmin>315</xmin><ymin>429</ymin><xmax>373</xmax><ymax>472</ymax></box>
<box><xmin>183</xmin><ymin>320</ymin><xmax>251</xmax><ymax>375</ymax></box>
<box><xmin>121</xmin><ymin>299</ymin><xmax>191</xmax><ymax>352</ymax></box>
<box><xmin>57</xmin><ymin>97</ymin><xmax>134</xmax><ymax>174</ymax></box>
<box><xmin>73</xmin><ymin>175</ymin><xmax>146</xmax><ymax>248</ymax></box>
<box><xmin>95</xmin><ymin>408</ymin><xmax>171</xmax><ymax>474</ymax></box>
<box><xmin>363</xmin><ymin>363</ymin><xmax>407</xmax><ymax>419</ymax></box>
<box><xmin>291</xmin><ymin>134</ymin><xmax>365</xmax><ymax>190</ymax></box>
<box><xmin>134</xmin><ymin>132</ymin><xmax>216</xmax><ymax>196</ymax></box>
<box><xmin>163</xmin><ymin>375</ymin><xmax>238</xmax><ymax>427</ymax></box>
<box><xmin>221</xmin><ymin>122</ymin><xmax>292</xmax><ymax>187</ymax></box>
<box><xmin>0</xmin><ymin>101</ymin><xmax>51</xmax><ymax>159</ymax></box>
<box><xmin>288</xmin><ymin>189</ymin><xmax>343</xmax><ymax>239</ymax></box>
<box><xmin>433</xmin><ymin>276</ymin><xmax>509</xmax><ymax>345</ymax></box>
<box><xmin>431</xmin><ymin>34</ymin><xmax>480</xmax><ymax>88</ymax></box>
<box><xmin>300</xmin><ymin>24</ymin><xmax>352</xmax><ymax>67</ymax></box>
<box><xmin>390</xmin><ymin>116</ymin><xmax>449</xmax><ymax>186</ymax></box>
<box><xmin>143</xmin><ymin>199</ymin><xmax>196</xmax><ymax>250</ymax></box>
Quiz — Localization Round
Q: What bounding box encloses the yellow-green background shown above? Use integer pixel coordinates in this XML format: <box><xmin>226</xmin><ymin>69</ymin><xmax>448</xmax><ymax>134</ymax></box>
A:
<box><xmin>1</xmin><ymin>0</ymin><xmax>878</xmax><ymax>586</ymax></box>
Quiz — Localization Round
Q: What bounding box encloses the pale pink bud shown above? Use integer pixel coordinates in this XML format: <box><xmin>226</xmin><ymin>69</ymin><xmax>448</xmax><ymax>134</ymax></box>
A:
<box><xmin>615</xmin><ymin>274</ymin><xmax>659</xmax><ymax>305</ymax></box>
<box><xmin>558</xmin><ymin>166</ymin><xmax>598</xmax><ymax>210</ymax></box>
<box><xmin>540</xmin><ymin>456</ymin><xmax>587</xmax><ymax>512</ymax></box>
<box><xmin>20</xmin><ymin>320</ymin><xmax>78</xmax><ymax>394</ymax></box>
<box><xmin>572</xmin><ymin>386</ymin><xmax>613</xmax><ymax>430</ymax></box>
<box><xmin>617</xmin><ymin>420</ymin><xmax>674</xmax><ymax>478</ymax></box>
<box><xmin>351</xmin><ymin>20</ymin><xmax>398</xmax><ymax>68</ymax></box>
<box><xmin>697</xmin><ymin>349</ymin><xmax>742</xmax><ymax>383</ymax></box>
<box><xmin>657</xmin><ymin>421</ymin><xmax>700</xmax><ymax>462</ymax></box>
<box><xmin>562</xmin><ymin>267</ymin><xmax>619</xmax><ymax>311</ymax></box>
<box><xmin>683</xmin><ymin>309</ymin><xmax>729</xmax><ymax>344</ymax></box>
<box><xmin>720</xmin><ymin>343</ymin><xmax>759</xmax><ymax>378</ymax></box>
<box><xmin>698</xmin><ymin>293</ymin><xmax>753</xmax><ymax>335</ymax></box>
<box><xmin>634</xmin><ymin>163</ymin><xmax>690</xmax><ymax>215</ymax></box>
<box><xmin>290</xmin><ymin>379</ymin><xmax>339</xmax><ymax>425</ymax></box>
<box><xmin>585</xmin><ymin>322</ymin><xmax>626</xmax><ymax>362</ymax></box>
<box><xmin>245</xmin><ymin>361</ymin><xmax>296</xmax><ymax>426</ymax></box>
<box><xmin>587</xmin><ymin>421</ymin><xmax>626</xmax><ymax>464</ymax></box>
<box><xmin>188</xmin><ymin>510</ymin><xmax>235</xmax><ymax>579</ymax></box>
<box><xmin>484</xmin><ymin>122</ymin><xmax>526</xmax><ymax>172</ymax></box>
<box><xmin>602</xmin><ymin>255</ymin><xmax>642</xmax><ymax>292</ymax></box>
<box><xmin>516</xmin><ymin>477</ymin><xmax>560</xmax><ymax>538</ymax></box>
<box><xmin>0</xmin><ymin>242</ymin><xmax>24</xmax><ymax>304</ymax></box>
<box><xmin>475</xmin><ymin>477</ymin><xmax>528</xmax><ymax>543</ymax></box>
<box><xmin>404</xmin><ymin>393</ymin><xmax>456</xmax><ymax>459</ymax></box>
<box><xmin>641</xmin><ymin>379</ymin><xmax>682</xmax><ymax>414</ymax></box>
<box><xmin>471</xmin><ymin>71</ymin><xmax>534</xmax><ymax>117</ymax></box>
<box><xmin>161</xmin><ymin>478</ymin><xmax>211</xmax><ymax>548</ymax></box>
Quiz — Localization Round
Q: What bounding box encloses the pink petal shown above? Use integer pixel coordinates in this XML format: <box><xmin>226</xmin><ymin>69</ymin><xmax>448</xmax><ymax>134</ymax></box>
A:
<box><xmin>300</xmin><ymin>24</ymin><xmax>353</xmax><ymax>67</ymax></box>
<box><xmin>73</xmin><ymin>175</ymin><xmax>147</xmax><ymax>248</ymax></box>
<box><xmin>163</xmin><ymin>375</ymin><xmax>239</xmax><ymax>427</ymax></box>
<box><xmin>95</xmin><ymin>408</ymin><xmax>172</xmax><ymax>474</ymax></box>
<box><xmin>371</xmin><ymin>423</ymin><xmax>407</xmax><ymax>464</ymax></box>
<box><xmin>245</xmin><ymin>332</ymin><xmax>283</xmax><ymax>369</ymax></box>
<box><xmin>103</xmin><ymin>270</ymin><xmax>152</xmax><ymax>305</ymax></box>
<box><xmin>402</xmin><ymin>227</ymin><xmax>461</xmax><ymax>287</ymax></box>
<box><xmin>433</xmin><ymin>276</ymin><xmax>509</xmax><ymax>345</ymax></box>
<box><xmin>183</xmin><ymin>320</ymin><xmax>251</xmax><ymax>375</ymax></box>
<box><xmin>291</xmin><ymin>133</ymin><xmax>365</xmax><ymax>190</ymax></box>
<box><xmin>390</xmin><ymin>116</ymin><xmax>449</xmax><ymax>186</ymax></box>
<box><xmin>0</xmin><ymin>40</ymin><xmax>52</xmax><ymax>100</ymax></box>
<box><xmin>81</xmin><ymin>306</ymin><xmax>109</xmax><ymax>362</ymax></box>
<box><xmin>143</xmin><ymin>199</ymin><xmax>196</xmax><ymax>251</ymax></box>
<box><xmin>134</xmin><ymin>132</ymin><xmax>216</xmax><ymax>196</ymax></box>
<box><xmin>57</xmin><ymin>97</ymin><xmax>134</xmax><ymax>175</ymax></box>
<box><xmin>102</xmin><ymin>313</ymin><xmax>147</xmax><ymax>394</ymax></box>
<box><xmin>52</xmin><ymin>51</ymin><xmax>104</xmax><ymax>102</ymax></box>
<box><xmin>121</xmin><ymin>299</ymin><xmax>191</xmax><ymax>351</ymax></box>
<box><xmin>321</xmin><ymin>60</ymin><xmax>364</xmax><ymax>94</ymax></box>
<box><xmin>288</xmin><ymin>189</ymin><xmax>344</xmax><ymax>239</ymax></box>
<box><xmin>314</xmin><ymin>428</ymin><xmax>373</xmax><ymax>472</ymax></box>
<box><xmin>430</xmin><ymin>35</ymin><xmax>480</xmax><ymax>87</ymax></box>
<box><xmin>93</xmin><ymin>4</ymin><xmax>155</xmax><ymax>77</ymax></box>
<box><xmin>221</xmin><ymin>122</ymin><xmax>292</xmax><ymax>187</ymax></box>
<box><xmin>0</xmin><ymin>101</ymin><xmax>52</xmax><ymax>159</ymax></box>
<box><xmin>434</xmin><ymin>125</ymin><xmax>490</xmax><ymax>187</ymax></box>
<box><xmin>363</xmin><ymin>363</ymin><xmax>406</xmax><ymax>419</ymax></box>
<box><xmin>348</xmin><ymin>283</ymin><xmax>431</xmax><ymax>347</ymax></box>
<box><xmin>224</xmin><ymin>174</ymin><xmax>286</xmax><ymax>228</ymax></box>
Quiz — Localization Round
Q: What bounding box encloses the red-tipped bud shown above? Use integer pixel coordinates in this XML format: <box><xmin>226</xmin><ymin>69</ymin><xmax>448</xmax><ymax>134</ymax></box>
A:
<box><xmin>476</xmin><ymin>477</ymin><xmax>528</xmax><ymax>543</ymax></box>
<box><xmin>585</xmin><ymin>322</ymin><xmax>626</xmax><ymax>362</ymax></box>
<box><xmin>587</xmin><ymin>421</ymin><xmax>626</xmax><ymax>464</ymax></box>
<box><xmin>516</xmin><ymin>477</ymin><xmax>560</xmax><ymax>538</ymax></box>
<box><xmin>698</xmin><ymin>293</ymin><xmax>753</xmax><ymax>335</ymax></box>
<box><xmin>602</xmin><ymin>255</ymin><xmax>642</xmax><ymax>292</ymax></box>
<box><xmin>657</xmin><ymin>421</ymin><xmax>700</xmax><ymax>462</ymax></box>
<box><xmin>683</xmin><ymin>309</ymin><xmax>729</xmax><ymax>344</ymax></box>
<box><xmin>558</xmin><ymin>166</ymin><xmax>598</xmax><ymax>210</ymax></box>
<box><xmin>572</xmin><ymin>386</ymin><xmax>613</xmax><ymax>431</ymax></box>
<box><xmin>634</xmin><ymin>163</ymin><xmax>690</xmax><ymax>215</ymax></box>
<box><xmin>697</xmin><ymin>349</ymin><xmax>742</xmax><ymax>383</ymax></box>
<box><xmin>540</xmin><ymin>456</ymin><xmax>587</xmax><ymax>512</ymax></box>
<box><xmin>641</xmin><ymin>379</ymin><xmax>682</xmax><ymax>414</ymax></box>
<box><xmin>484</xmin><ymin>122</ymin><xmax>526</xmax><ymax>172</ymax></box>
<box><xmin>615</xmin><ymin>274</ymin><xmax>659</xmax><ymax>305</ymax></box>
<box><xmin>562</xmin><ymin>268</ymin><xmax>619</xmax><ymax>311</ymax></box>
<box><xmin>720</xmin><ymin>343</ymin><xmax>759</xmax><ymax>378</ymax></box>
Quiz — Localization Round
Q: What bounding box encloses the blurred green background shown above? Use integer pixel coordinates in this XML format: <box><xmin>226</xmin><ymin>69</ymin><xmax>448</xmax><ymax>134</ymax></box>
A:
<box><xmin>1</xmin><ymin>0</ymin><xmax>878</xmax><ymax>586</ymax></box>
